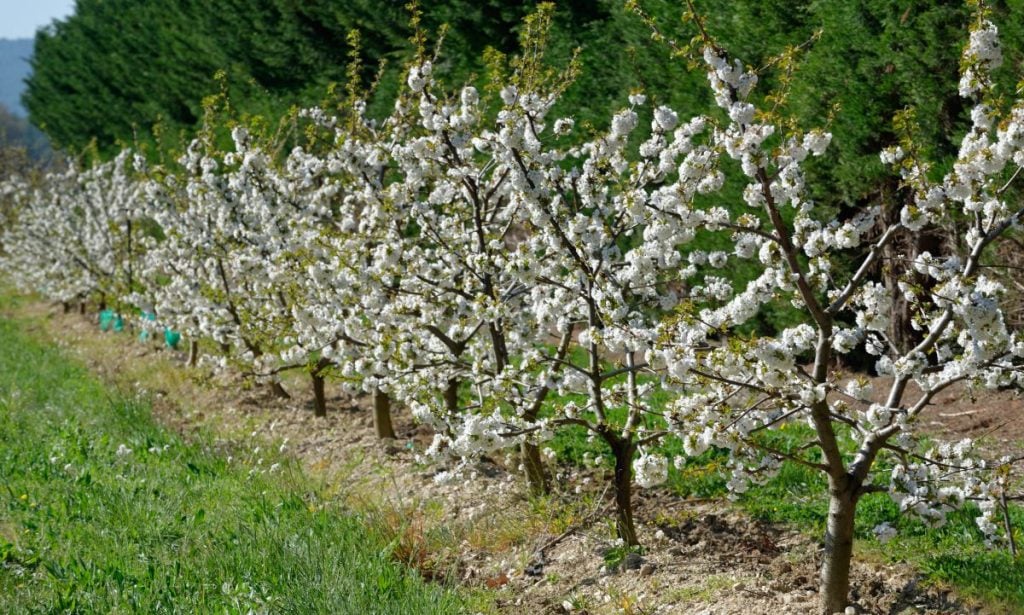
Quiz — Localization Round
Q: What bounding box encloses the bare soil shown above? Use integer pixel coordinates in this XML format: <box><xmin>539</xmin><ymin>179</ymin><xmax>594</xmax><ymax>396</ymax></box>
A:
<box><xmin>9</xmin><ymin>300</ymin><xmax>1018</xmax><ymax>615</ymax></box>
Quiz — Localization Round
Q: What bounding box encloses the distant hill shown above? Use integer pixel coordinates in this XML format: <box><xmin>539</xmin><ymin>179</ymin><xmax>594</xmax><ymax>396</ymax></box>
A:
<box><xmin>0</xmin><ymin>38</ymin><xmax>33</xmax><ymax>117</ymax></box>
<box><xmin>0</xmin><ymin>38</ymin><xmax>51</xmax><ymax>162</ymax></box>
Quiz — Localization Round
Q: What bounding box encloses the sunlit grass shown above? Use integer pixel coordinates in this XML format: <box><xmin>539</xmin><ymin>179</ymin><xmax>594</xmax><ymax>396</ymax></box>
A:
<box><xmin>0</xmin><ymin>298</ymin><xmax>469</xmax><ymax>614</ymax></box>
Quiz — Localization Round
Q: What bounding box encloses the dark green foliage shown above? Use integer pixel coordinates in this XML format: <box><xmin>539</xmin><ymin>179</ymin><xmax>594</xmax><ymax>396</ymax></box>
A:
<box><xmin>28</xmin><ymin>0</ymin><xmax>1024</xmax><ymax>176</ymax></box>
<box><xmin>22</xmin><ymin>0</ymin><xmax>1024</xmax><ymax>334</ymax></box>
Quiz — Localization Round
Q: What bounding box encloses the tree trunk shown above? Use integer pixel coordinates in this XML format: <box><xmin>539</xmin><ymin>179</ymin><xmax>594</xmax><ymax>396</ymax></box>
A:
<box><xmin>877</xmin><ymin>179</ymin><xmax>945</xmax><ymax>356</ymax></box>
<box><xmin>521</xmin><ymin>398</ymin><xmax>550</xmax><ymax>497</ymax></box>
<box><xmin>268</xmin><ymin>381</ymin><xmax>290</xmax><ymax>399</ymax></box>
<box><xmin>312</xmin><ymin>372</ymin><xmax>326</xmax><ymax>417</ymax></box>
<box><xmin>78</xmin><ymin>301</ymin><xmax>86</xmax><ymax>315</ymax></box>
<box><xmin>373</xmin><ymin>387</ymin><xmax>396</xmax><ymax>439</ymax></box>
<box><xmin>611</xmin><ymin>437</ymin><xmax>639</xmax><ymax>546</ymax></box>
<box><xmin>62</xmin><ymin>301</ymin><xmax>70</xmax><ymax>314</ymax></box>
<box><xmin>488</xmin><ymin>320</ymin><xmax>548</xmax><ymax>495</ymax></box>
<box><xmin>187</xmin><ymin>340</ymin><xmax>199</xmax><ymax>367</ymax></box>
<box><xmin>820</xmin><ymin>479</ymin><xmax>858</xmax><ymax>614</ymax></box>
<box><xmin>443</xmin><ymin>378</ymin><xmax>459</xmax><ymax>413</ymax></box>
<box><xmin>521</xmin><ymin>441</ymin><xmax>549</xmax><ymax>497</ymax></box>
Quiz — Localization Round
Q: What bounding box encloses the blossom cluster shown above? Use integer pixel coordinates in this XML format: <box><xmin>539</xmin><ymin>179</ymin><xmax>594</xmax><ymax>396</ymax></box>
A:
<box><xmin>2</xmin><ymin>12</ymin><xmax>1022</xmax><ymax>551</ymax></box>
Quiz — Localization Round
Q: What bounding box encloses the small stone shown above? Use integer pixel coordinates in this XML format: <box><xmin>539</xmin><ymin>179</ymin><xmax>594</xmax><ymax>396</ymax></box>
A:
<box><xmin>639</xmin><ymin>563</ymin><xmax>656</xmax><ymax>577</ymax></box>
<box><xmin>845</xmin><ymin>607</ymin><xmax>857</xmax><ymax>615</ymax></box>
<box><xmin>732</xmin><ymin>582</ymin><xmax>745</xmax><ymax>591</ymax></box>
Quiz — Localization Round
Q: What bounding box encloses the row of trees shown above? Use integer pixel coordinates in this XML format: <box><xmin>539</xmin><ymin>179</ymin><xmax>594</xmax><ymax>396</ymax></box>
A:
<box><xmin>27</xmin><ymin>0</ymin><xmax>1024</xmax><ymax>340</ymax></box>
<box><xmin>26</xmin><ymin>1</ymin><xmax>1024</xmax><ymax>236</ymax></box>
<box><xmin>5</xmin><ymin>4</ymin><xmax>1024</xmax><ymax>612</ymax></box>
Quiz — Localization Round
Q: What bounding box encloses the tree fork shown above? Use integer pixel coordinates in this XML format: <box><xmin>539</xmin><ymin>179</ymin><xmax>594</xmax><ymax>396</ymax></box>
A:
<box><xmin>311</xmin><ymin>358</ymin><xmax>331</xmax><ymax>417</ymax></box>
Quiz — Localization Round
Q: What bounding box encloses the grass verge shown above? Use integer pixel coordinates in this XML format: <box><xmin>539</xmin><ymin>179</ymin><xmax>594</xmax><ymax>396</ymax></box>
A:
<box><xmin>0</xmin><ymin>298</ymin><xmax>467</xmax><ymax>614</ymax></box>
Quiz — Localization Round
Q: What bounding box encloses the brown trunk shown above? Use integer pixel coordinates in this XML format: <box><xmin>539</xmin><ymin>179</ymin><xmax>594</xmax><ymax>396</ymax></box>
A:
<box><xmin>78</xmin><ymin>301</ymin><xmax>86</xmax><ymax>315</ymax></box>
<box><xmin>187</xmin><ymin>340</ymin><xmax>199</xmax><ymax>367</ymax></box>
<box><xmin>521</xmin><ymin>397</ymin><xmax>550</xmax><ymax>497</ymax></box>
<box><xmin>268</xmin><ymin>381</ymin><xmax>290</xmax><ymax>399</ymax></box>
<box><xmin>373</xmin><ymin>387</ymin><xmax>396</xmax><ymax>439</ymax></box>
<box><xmin>610</xmin><ymin>437</ymin><xmax>639</xmax><ymax>546</ymax></box>
<box><xmin>521</xmin><ymin>441</ymin><xmax>549</xmax><ymax>497</ymax></box>
<box><xmin>443</xmin><ymin>378</ymin><xmax>459</xmax><ymax>413</ymax></box>
<box><xmin>312</xmin><ymin>372</ymin><xmax>327</xmax><ymax>417</ymax></box>
<box><xmin>62</xmin><ymin>302</ymin><xmax>70</xmax><ymax>314</ymax></box>
<box><xmin>489</xmin><ymin>320</ymin><xmax>549</xmax><ymax>495</ymax></box>
<box><xmin>310</xmin><ymin>357</ymin><xmax>332</xmax><ymax>417</ymax></box>
<box><xmin>878</xmin><ymin>181</ymin><xmax>945</xmax><ymax>355</ymax></box>
<box><xmin>820</xmin><ymin>479</ymin><xmax>858</xmax><ymax>614</ymax></box>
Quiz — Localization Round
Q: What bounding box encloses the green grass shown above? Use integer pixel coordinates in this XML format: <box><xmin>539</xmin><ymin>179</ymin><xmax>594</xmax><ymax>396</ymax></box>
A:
<box><xmin>0</xmin><ymin>301</ymin><xmax>467</xmax><ymax>613</ymax></box>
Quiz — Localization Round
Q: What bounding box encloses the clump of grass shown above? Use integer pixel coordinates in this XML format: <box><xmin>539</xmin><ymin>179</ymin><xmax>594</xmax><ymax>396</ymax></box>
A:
<box><xmin>0</xmin><ymin>309</ymin><xmax>471</xmax><ymax>614</ymax></box>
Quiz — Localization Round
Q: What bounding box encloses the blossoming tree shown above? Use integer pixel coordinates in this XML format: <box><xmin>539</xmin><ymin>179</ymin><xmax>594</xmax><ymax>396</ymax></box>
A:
<box><xmin>634</xmin><ymin>3</ymin><xmax>1024</xmax><ymax>611</ymax></box>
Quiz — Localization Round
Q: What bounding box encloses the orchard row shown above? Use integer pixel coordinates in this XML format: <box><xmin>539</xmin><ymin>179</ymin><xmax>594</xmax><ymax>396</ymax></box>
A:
<box><xmin>2</xmin><ymin>6</ymin><xmax>1022</xmax><ymax>612</ymax></box>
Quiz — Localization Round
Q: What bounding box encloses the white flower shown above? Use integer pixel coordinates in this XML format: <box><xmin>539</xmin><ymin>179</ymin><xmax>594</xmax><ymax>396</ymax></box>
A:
<box><xmin>653</xmin><ymin>106</ymin><xmax>679</xmax><ymax>132</ymax></box>
<box><xmin>802</xmin><ymin>130</ymin><xmax>832</xmax><ymax>156</ymax></box>
<box><xmin>500</xmin><ymin>85</ymin><xmax>518</xmax><ymax>105</ymax></box>
<box><xmin>633</xmin><ymin>453</ymin><xmax>668</xmax><ymax>488</ymax></box>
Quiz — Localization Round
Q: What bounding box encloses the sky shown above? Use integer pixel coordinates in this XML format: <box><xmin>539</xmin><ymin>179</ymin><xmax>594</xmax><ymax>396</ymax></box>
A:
<box><xmin>0</xmin><ymin>0</ymin><xmax>75</xmax><ymax>40</ymax></box>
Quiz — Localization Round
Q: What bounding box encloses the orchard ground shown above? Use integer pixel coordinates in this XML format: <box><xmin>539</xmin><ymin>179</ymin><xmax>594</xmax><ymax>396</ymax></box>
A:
<box><xmin>2</xmin><ymin>289</ymin><xmax>1023</xmax><ymax>614</ymax></box>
